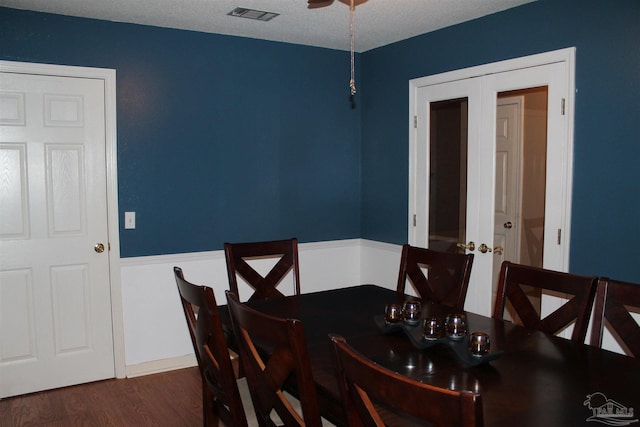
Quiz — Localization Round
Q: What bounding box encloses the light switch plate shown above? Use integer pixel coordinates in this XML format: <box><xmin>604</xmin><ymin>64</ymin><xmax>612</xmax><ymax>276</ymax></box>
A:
<box><xmin>124</xmin><ymin>211</ymin><xmax>136</xmax><ymax>229</ymax></box>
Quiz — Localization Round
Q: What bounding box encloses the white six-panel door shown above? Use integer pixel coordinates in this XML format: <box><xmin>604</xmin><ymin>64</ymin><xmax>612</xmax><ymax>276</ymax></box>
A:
<box><xmin>0</xmin><ymin>72</ymin><xmax>115</xmax><ymax>397</ymax></box>
<box><xmin>493</xmin><ymin>97</ymin><xmax>523</xmax><ymax>306</ymax></box>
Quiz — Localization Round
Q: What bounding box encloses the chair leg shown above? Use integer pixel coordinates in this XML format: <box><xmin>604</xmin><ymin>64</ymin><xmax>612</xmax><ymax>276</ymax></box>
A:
<box><xmin>202</xmin><ymin>381</ymin><xmax>219</xmax><ymax>427</ymax></box>
<box><xmin>230</xmin><ymin>350</ymin><xmax>243</xmax><ymax>379</ymax></box>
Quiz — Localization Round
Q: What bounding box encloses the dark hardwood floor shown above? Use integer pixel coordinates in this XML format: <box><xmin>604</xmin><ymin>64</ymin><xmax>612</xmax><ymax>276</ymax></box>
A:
<box><xmin>0</xmin><ymin>367</ymin><xmax>203</xmax><ymax>426</ymax></box>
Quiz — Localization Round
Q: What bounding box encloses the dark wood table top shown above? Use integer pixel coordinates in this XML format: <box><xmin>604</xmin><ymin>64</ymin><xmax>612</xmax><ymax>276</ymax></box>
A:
<box><xmin>223</xmin><ymin>284</ymin><xmax>640</xmax><ymax>427</ymax></box>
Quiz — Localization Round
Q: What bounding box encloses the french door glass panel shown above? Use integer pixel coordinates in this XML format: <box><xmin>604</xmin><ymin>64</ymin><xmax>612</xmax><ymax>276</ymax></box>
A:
<box><xmin>429</xmin><ymin>98</ymin><xmax>468</xmax><ymax>253</ymax></box>
<box><xmin>414</xmin><ymin>79</ymin><xmax>481</xmax><ymax>254</ymax></box>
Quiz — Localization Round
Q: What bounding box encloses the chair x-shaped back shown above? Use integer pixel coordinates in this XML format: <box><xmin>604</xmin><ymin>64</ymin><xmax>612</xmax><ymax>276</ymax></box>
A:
<box><xmin>590</xmin><ymin>277</ymin><xmax>640</xmax><ymax>357</ymax></box>
<box><xmin>225</xmin><ymin>238</ymin><xmax>300</xmax><ymax>301</ymax></box>
<box><xmin>330</xmin><ymin>334</ymin><xmax>483</xmax><ymax>427</ymax></box>
<box><xmin>493</xmin><ymin>261</ymin><xmax>598</xmax><ymax>342</ymax></box>
<box><xmin>174</xmin><ymin>267</ymin><xmax>247</xmax><ymax>427</ymax></box>
<box><xmin>396</xmin><ymin>244</ymin><xmax>474</xmax><ymax>311</ymax></box>
<box><xmin>226</xmin><ymin>291</ymin><xmax>322</xmax><ymax>427</ymax></box>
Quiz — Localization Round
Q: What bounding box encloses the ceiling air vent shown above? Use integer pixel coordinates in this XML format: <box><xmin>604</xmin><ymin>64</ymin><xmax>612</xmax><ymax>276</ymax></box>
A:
<box><xmin>227</xmin><ymin>7</ymin><xmax>279</xmax><ymax>22</ymax></box>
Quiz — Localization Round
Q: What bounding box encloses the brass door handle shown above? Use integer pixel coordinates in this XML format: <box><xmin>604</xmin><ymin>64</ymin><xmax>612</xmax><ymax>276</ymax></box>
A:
<box><xmin>493</xmin><ymin>246</ymin><xmax>504</xmax><ymax>255</ymax></box>
<box><xmin>478</xmin><ymin>243</ymin><xmax>492</xmax><ymax>253</ymax></box>
<box><xmin>504</xmin><ymin>221</ymin><xmax>513</xmax><ymax>229</ymax></box>
<box><xmin>94</xmin><ymin>243</ymin><xmax>105</xmax><ymax>253</ymax></box>
<box><xmin>456</xmin><ymin>241</ymin><xmax>475</xmax><ymax>251</ymax></box>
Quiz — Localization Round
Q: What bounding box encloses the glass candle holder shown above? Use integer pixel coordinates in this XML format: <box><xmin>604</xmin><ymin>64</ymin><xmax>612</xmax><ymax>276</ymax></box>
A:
<box><xmin>384</xmin><ymin>303</ymin><xmax>403</xmax><ymax>324</ymax></box>
<box><xmin>468</xmin><ymin>331</ymin><xmax>491</xmax><ymax>356</ymax></box>
<box><xmin>402</xmin><ymin>300</ymin><xmax>422</xmax><ymax>326</ymax></box>
<box><xmin>423</xmin><ymin>317</ymin><xmax>444</xmax><ymax>340</ymax></box>
<box><xmin>445</xmin><ymin>313</ymin><xmax>468</xmax><ymax>340</ymax></box>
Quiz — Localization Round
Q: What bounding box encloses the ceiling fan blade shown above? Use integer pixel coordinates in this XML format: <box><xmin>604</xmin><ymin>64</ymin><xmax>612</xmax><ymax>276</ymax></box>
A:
<box><xmin>307</xmin><ymin>0</ymin><xmax>366</xmax><ymax>8</ymax></box>
<box><xmin>307</xmin><ymin>0</ymin><xmax>334</xmax><ymax>8</ymax></box>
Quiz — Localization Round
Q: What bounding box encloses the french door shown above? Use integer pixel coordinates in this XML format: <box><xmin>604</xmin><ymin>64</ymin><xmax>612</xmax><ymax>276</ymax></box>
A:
<box><xmin>409</xmin><ymin>49</ymin><xmax>575</xmax><ymax>316</ymax></box>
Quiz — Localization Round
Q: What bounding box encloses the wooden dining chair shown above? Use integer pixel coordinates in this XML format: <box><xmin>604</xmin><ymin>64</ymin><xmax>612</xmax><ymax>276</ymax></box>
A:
<box><xmin>396</xmin><ymin>244</ymin><xmax>474</xmax><ymax>311</ymax></box>
<box><xmin>590</xmin><ymin>277</ymin><xmax>640</xmax><ymax>357</ymax></box>
<box><xmin>330</xmin><ymin>334</ymin><xmax>484</xmax><ymax>427</ymax></box>
<box><xmin>492</xmin><ymin>261</ymin><xmax>598</xmax><ymax>342</ymax></box>
<box><xmin>174</xmin><ymin>267</ymin><xmax>248</xmax><ymax>427</ymax></box>
<box><xmin>224</xmin><ymin>238</ymin><xmax>301</xmax><ymax>302</ymax></box>
<box><xmin>225</xmin><ymin>290</ymin><xmax>323</xmax><ymax>427</ymax></box>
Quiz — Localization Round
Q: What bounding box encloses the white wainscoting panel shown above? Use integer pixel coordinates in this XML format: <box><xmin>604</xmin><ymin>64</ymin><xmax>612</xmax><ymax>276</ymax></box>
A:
<box><xmin>359</xmin><ymin>239</ymin><xmax>403</xmax><ymax>291</ymax></box>
<box><xmin>119</xmin><ymin>238</ymin><xmax>632</xmax><ymax>375</ymax></box>
<box><xmin>120</xmin><ymin>239</ymin><xmax>402</xmax><ymax>376</ymax></box>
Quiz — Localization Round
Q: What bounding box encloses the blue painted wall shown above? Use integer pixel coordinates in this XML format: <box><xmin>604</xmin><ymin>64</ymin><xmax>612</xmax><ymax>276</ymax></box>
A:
<box><xmin>0</xmin><ymin>8</ymin><xmax>362</xmax><ymax>256</ymax></box>
<box><xmin>2</xmin><ymin>0</ymin><xmax>639</xmax><ymax>282</ymax></box>
<box><xmin>360</xmin><ymin>0</ymin><xmax>640</xmax><ymax>282</ymax></box>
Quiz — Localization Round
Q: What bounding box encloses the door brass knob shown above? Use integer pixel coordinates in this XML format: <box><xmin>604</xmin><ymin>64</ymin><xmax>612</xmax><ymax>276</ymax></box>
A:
<box><xmin>456</xmin><ymin>241</ymin><xmax>475</xmax><ymax>251</ymax></box>
<box><xmin>504</xmin><ymin>221</ymin><xmax>513</xmax><ymax>229</ymax></box>
<box><xmin>493</xmin><ymin>246</ymin><xmax>504</xmax><ymax>255</ymax></box>
<box><xmin>94</xmin><ymin>243</ymin><xmax>105</xmax><ymax>253</ymax></box>
<box><xmin>478</xmin><ymin>243</ymin><xmax>492</xmax><ymax>253</ymax></box>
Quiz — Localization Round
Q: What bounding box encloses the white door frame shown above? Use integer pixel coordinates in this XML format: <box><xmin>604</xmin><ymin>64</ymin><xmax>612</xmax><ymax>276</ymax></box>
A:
<box><xmin>408</xmin><ymin>48</ymin><xmax>576</xmax><ymax>315</ymax></box>
<box><xmin>1</xmin><ymin>60</ymin><xmax>125</xmax><ymax>379</ymax></box>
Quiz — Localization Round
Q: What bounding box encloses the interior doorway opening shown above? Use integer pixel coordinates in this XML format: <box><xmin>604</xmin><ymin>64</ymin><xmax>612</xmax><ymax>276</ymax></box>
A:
<box><xmin>494</xmin><ymin>87</ymin><xmax>548</xmax><ymax>320</ymax></box>
<box><xmin>497</xmin><ymin>87</ymin><xmax>548</xmax><ymax>268</ymax></box>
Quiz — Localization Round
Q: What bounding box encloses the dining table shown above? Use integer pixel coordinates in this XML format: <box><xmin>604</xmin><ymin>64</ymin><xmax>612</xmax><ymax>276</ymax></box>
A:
<box><xmin>221</xmin><ymin>284</ymin><xmax>640</xmax><ymax>426</ymax></box>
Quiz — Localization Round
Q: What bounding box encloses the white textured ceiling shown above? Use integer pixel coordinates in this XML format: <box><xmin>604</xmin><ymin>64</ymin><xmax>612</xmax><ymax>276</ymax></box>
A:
<box><xmin>1</xmin><ymin>0</ymin><xmax>536</xmax><ymax>52</ymax></box>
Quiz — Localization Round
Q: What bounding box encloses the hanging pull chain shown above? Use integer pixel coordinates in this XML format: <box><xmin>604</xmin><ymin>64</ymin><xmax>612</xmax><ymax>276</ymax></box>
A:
<box><xmin>349</xmin><ymin>0</ymin><xmax>356</xmax><ymax>95</ymax></box>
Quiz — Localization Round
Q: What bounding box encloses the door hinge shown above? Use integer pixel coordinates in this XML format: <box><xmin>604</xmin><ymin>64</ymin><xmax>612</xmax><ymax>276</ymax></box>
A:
<box><xmin>413</xmin><ymin>115</ymin><xmax>418</xmax><ymax>128</ymax></box>
<box><xmin>561</xmin><ymin>98</ymin><xmax>566</xmax><ymax>115</ymax></box>
<box><xmin>413</xmin><ymin>214</ymin><xmax>417</xmax><ymax>227</ymax></box>
<box><xmin>557</xmin><ymin>228</ymin><xmax>562</xmax><ymax>245</ymax></box>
